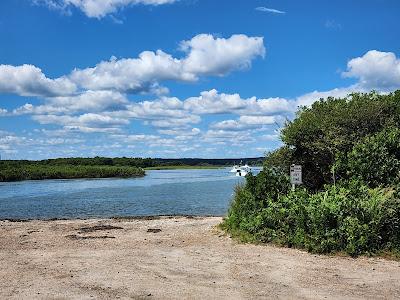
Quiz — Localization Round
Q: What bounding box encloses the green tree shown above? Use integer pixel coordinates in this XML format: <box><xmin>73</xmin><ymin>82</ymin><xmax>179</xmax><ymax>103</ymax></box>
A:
<box><xmin>336</xmin><ymin>127</ymin><xmax>400</xmax><ymax>187</ymax></box>
<box><xmin>280</xmin><ymin>91</ymin><xmax>400</xmax><ymax>190</ymax></box>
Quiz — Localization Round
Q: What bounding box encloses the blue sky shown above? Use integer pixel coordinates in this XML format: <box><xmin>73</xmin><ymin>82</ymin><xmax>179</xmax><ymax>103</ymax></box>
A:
<box><xmin>0</xmin><ymin>0</ymin><xmax>399</xmax><ymax>159</ymax></box>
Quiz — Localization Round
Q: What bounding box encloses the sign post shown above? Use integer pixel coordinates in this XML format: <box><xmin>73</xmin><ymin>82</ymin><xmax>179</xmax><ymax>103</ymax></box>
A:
<box><xmin>290</xmin><ymin>164</ymin><xmax>302</xmax><ymax>191</ymax></box>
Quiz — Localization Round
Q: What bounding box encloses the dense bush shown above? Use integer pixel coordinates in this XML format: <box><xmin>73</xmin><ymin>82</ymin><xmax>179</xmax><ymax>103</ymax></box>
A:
<box><xmin>224</xmin><ymin>168</ymin><xmax>291</xmax><ymax>235</ymax></box>
<box><xmin>336</xmin><ymin>127</ymin><xmax>400</xmax><ymax>187</ymax></box>
<box><xmin>223</xmin><ymin>90</ymin><xmax>400</xmax><ymax>258</ymax></box>
<box><xmin>276</xmin><ymin>90</ymin><xmax>400</xmax><ymax>190</ymax></box>
<box><xmin>223</xmin><ymin>172</ymin><xmax>400</xmax><ymax>256</ymax></box>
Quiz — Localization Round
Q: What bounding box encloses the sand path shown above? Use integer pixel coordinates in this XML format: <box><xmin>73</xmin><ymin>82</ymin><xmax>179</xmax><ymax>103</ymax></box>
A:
<box><xmin>1</xmin><ymin>217</ymin><xmax>399</xmax><ymax>299</ymax></box>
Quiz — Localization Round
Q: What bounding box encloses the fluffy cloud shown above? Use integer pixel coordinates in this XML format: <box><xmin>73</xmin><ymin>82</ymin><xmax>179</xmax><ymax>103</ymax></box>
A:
<box><xmin>104</xmin><ymin>96</ymin><xmax>197</xmax><ymax>129</ymax></box>
<box><xmin>35</xmin><ymin>0</ymin><xmax>178</xmax><ymax>18</ymax></box>
<box><xmin>32</xmin><ymin>113</ymin><xmax>129</xmax><ymax>133</ymax></box>
<box><xmin>184</xmin><ymin>89</ymin><xmax>292</xmax><ymax>115</ymax></box>
<box><xmin>184</xmin><ymin>90</ymin><xmax>247</xmax><ymax>114</ymax></box>
<box><xmin>0</xmin><ymin>34</ymin><xmax>265</xmax><ymax>98</ymax></box>
<box><xmin>180</xmin><ymin>34</ymin><xmax>265</xmax><ymax>77</ymax></box>
<box><xmin>69</xmin><ymin>52</ymin><xmax>186</xmax><ymax>93</ymax></box>
<box><xmin>70</xmin><ymin>34</ymin><xmax>265</xmax><ymax>93</ymax></box>
<box><xmin>211</xmin><ymin>116</ymin><xmax>276</xmax><ymax>131</ymax></box>
<box><xmin>158</xmin><ymin>127</ymin><xmax>201</xmax><ymax>137</ymax></box>
<box><xmin>296</xmin><ymin>51</ymin><xmax>400</xmax><ymax>106</ymax></box>
<box><xmin>343</xmin><ymin>50</ymin><xmax>400</xmax><ymax>91</ymax></box>
<box><xmin>295</xmin><ymin>86</ymin><xmax>360</xmax><ymax>107</ymax></box>
<box><xmin>3</xmin><ymin>34</ymin><xmax>265</xmax><ymax>134</ymax></box>
<box><xmin>203</xmin><ymin>129</ymin><xmax>256</xmax><ymax>145</ymax></box>
<box><xmin>0</xmin><ymin>64</ymin><xmax>76</xmax><ymax>97</ymax></box>
<box><xmin>125</xmin><ymin>97</ymin><xmax>185</xmax><ymax>119</ymax></box>
<box><xmin>149</xmin><ymin>115</ymin><xmax>201</xmax><ymax>128</ymax></box>
<box><xmin>4</xmin><ymin>47</ymin><xmax>400</xmax><ymax>158</ymax></box>
<box><xmin>13</xmin><ymin>90</ymin><xmax>128</xmax><ymax>115</ymax></box>
<box><xmin>0</xmin><ymin>130</ymin><xmax>84</xmax><ymax>157</ymax></box>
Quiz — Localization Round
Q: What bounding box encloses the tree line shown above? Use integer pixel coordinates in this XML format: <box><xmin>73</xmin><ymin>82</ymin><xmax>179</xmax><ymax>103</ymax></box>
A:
<box><xmin>0</xmin><ymin>157</ymin><xmax>264</xmax><ymax>182</ymax></box>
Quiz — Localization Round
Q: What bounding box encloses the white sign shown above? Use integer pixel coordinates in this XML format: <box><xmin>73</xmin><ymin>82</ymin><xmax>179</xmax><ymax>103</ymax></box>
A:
<box><xmin>290</xmin><ymin>165</ymin><xmax>302</xmax><ymax>185</ymax></box>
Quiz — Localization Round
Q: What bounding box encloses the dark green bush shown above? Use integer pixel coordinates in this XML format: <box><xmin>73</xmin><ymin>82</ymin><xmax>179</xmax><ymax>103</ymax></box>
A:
<box><xmin>223</xmin><ymin>179</ymin><xmax>400</xmax><ymax>256</ymax></box>
<box><xmin>223</xmin><ymin>168</ymin><xmax>290</xmax><ymax>236</ymax></box>
<box><xmin>264</xmin><ymin>146</ymin><xmax>293</xmax><ymax>173</ymax></box>
<box><xmin>277</xmin><ymin>90</ymin><xmax>400</xmax><ymax>190</ymax></box>
<box><xmin>336</xmin><ymin>127</ymin><xmax>400</xmax><ymax>187</ymax></box>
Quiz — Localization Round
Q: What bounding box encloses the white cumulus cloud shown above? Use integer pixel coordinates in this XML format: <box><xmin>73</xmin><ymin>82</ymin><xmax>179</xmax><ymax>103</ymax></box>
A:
<box><xmin>13</xmin><ymin>90</ymin><xmax>128</xmax><ymax>115</ymax></box>
<box><xmin>32</xmin><ymin>113</ymin><xmax>129</xmax><ymax>133</ymax></box>
<box><xmin>70</xmin><ymin>34</ymin><xmax>265</xmax><ymax>93</ymax></box>
<box><xmin>0</xmin><ymin>34</ymin><xmax>265</xmax><ymax>98</ymax></box>
<box><xmin>180</xmin><ymin>34</ymin><xmax>265</xmax><ymax>77</ymax></box>
<box><xmin>211</xmin><ymin>115</ymin><xmax>276</xmax><ymax>131</ymax></box>
<box><xmin>343</xmin><ymin>50</ymin><xmax>400</xmax><ymax>91</ymax></box>
<box><xmin>0</xmin><ymin>64</ymin><xmax>76</xmax><ymax>97</ymax></box>
<box><xmin>184</xmin><ymin>89</ymin><xmax>292</xmax><ymax>115</ymax></box>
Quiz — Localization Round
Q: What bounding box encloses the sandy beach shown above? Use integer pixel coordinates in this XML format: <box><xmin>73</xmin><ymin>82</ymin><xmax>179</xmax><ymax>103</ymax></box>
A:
<box><xmin>1</xmin><ymin>216</ymin><xmax>399</xmax><ymax>300</ymax></box>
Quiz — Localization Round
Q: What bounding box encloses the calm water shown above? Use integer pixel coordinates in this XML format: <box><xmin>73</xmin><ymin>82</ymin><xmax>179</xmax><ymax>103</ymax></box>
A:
<box><xmin>0</xmin><ymin>168</ymin><xmax>260</xmax><ymax>220</ymax></box>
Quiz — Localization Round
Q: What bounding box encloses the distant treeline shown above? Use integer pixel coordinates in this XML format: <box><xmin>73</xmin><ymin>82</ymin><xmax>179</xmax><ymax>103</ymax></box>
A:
<box><xmin>0</xmin><ymin>164</ymin><xmax>145</xmax><ymax>182</ymax></box>
<box><xmin>0</xmin><ymin>157</ymin><xmax>263</xmax><ymax>182</ymax></box>
<box><xmin>0</xmin><ymin>157</ymin><xmax>264</xmax><ymax>168</ymax></box>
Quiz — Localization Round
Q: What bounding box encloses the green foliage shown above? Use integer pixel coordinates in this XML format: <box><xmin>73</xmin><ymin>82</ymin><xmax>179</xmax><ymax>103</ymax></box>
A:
<box><xmin>224</xmin><ymin>179</ymin><xmax>400</xmax><ymax>256</ymax></box>
<box><xmin>223</xmin><ymin>90</ymin><xmax>400</xmax><ymax>258</ymax></box>
<box><xmin>246</xmin><ymin>168</ymin><xmax>291</xmax><ymax>203</ymax></box>
<box><xmin>0</xmin><ymin>164</ymin><xmax>145</xmax><ymax>182</ymax></box>
<box><xmin>336</xmin><ymin>127</ymin><xmax>400</xmax><ymax>187</ymax></box>
<box><xmin>224</xmin><ymin>169</ymin><xmax>291</xmax><ymax>236</ymax></box>
<box><xmin>264</xmin><ymin>146</ymin><xmax>293</xmax><ymax>173</ymax></box>
<box><xmin>279</xmin><ymin>90</ymin><xmax>400</xmax><ymax>190</ymax></box>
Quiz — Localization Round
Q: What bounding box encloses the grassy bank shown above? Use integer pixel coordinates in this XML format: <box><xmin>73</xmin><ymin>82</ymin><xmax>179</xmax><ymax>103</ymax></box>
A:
<box><xmin>0</xmin><ymin>165</ymin><xmax>145</xmax><ymax>182</ymax></box>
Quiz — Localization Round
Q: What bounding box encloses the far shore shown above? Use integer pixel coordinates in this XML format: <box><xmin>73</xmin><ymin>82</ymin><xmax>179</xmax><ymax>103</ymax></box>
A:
<box><xmin>1</xmin><ymin>216</ymin><xmax>399</xmax><ymax>299</ymax></box>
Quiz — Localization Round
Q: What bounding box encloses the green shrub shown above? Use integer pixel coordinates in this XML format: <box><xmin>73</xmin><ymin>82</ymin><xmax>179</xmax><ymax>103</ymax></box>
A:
<box><xmin>223</xmin><ymin>178</ymin><xmax>400</xmax><ymax>257</ymax></box>
<box><xmin>264</xmin><ymin>146</ymin><xmax>293</xmax><ymax>173</ymax></box>
<box><xmin>275</xmin><ymin>90</ymin><xmax>400</xmax><ymax>190</ymax></box>
<box><xmin>223</xmin><ymin>168</ymin><xmax>290</xmax><ymax>234</ymax></box>
<box><xmin>336</xmin><ymin>127</ymin><xmax>400</xmax><ymax>187</ymax></box>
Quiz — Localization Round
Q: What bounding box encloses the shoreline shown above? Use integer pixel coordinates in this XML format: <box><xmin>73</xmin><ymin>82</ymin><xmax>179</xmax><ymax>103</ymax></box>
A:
<box><xmin>0</xmin><ymin>215</ymin><xmax>223</xmax><ymax>222</ymax></box>
<box><xmin>1</xmin><ymin>216</ymin><xmax>400</xmax><ymax>299</ymax></box>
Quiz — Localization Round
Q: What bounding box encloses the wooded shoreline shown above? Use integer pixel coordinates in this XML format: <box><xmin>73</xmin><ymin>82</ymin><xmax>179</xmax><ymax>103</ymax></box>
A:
<box><xmin>0</xmin><ymin>157</ymin><xmax>263</xmax><ymax>182</ymax></box>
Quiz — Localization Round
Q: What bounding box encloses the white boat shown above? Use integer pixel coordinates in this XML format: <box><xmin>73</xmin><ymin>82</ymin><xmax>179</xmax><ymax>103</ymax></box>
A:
<box><xmin>230</xmin><ymin>164</ymin><xmax>239</xmax><ymax>173</ymax></box>
<box><xmin>230</xmin><ymin>161</ymin><xmax>252</xmax><ymax>177</ymax></box>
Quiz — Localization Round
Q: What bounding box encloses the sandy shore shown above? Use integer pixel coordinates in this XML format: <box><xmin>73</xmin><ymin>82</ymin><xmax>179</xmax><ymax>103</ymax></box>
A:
<box><xmin>1</xmin><ymin>217</ymin><xmax>399</xmax><ymax>300</ymax></box>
